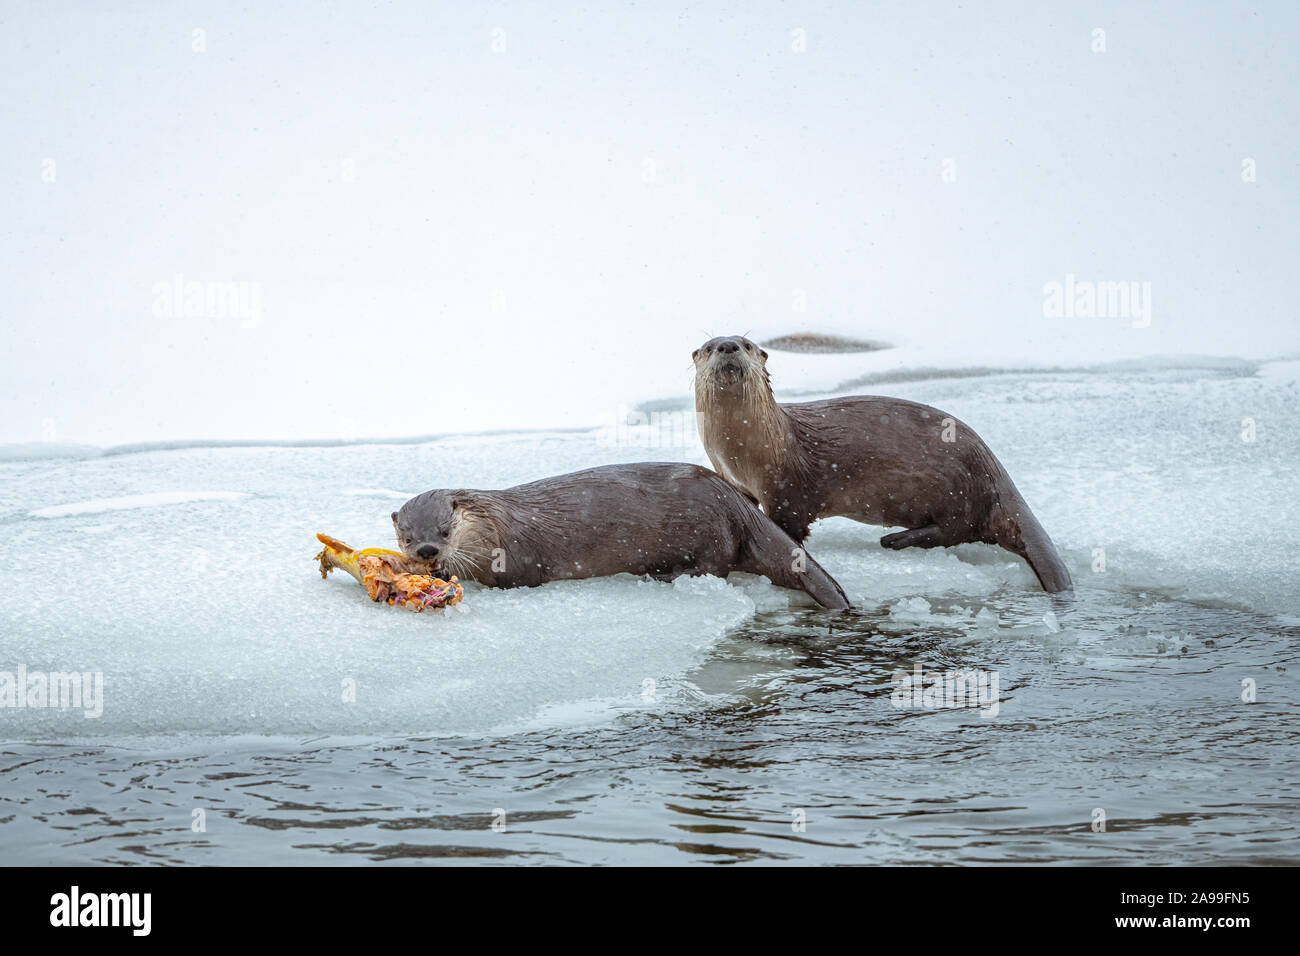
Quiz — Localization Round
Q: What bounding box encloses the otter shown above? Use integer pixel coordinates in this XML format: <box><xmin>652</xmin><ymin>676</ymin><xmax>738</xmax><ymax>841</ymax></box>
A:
<box><xmin>692</xmin><ymin>335</ymin><xmax>1073</xmax><ymax>593</ymax></box>
<box><xmin>391</xmin><ymin>462</ymin><xmax>851</xmax><ymax>610</ymax></box>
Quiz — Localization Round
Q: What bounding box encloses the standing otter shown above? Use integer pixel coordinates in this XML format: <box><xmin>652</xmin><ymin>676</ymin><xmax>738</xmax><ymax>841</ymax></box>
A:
<box><xmin>692</xmin><ymin>336</ymin><xmax>1073</xmax><ymax>593</ymax></box>
<box><xmin>391</xmin><ymin>462</ymin><xmax>851</xmax><ymax>610</ymax></box>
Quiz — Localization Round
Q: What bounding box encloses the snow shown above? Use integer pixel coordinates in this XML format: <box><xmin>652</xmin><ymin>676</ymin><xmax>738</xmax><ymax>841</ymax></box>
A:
<box><xmin>2</xmin><ymin>353</ymin><xmax>1297</xmax><ymax>741</ymax></box>
<box><xmin>4</xmin><ymin>2</ymin><xmax>1299</xmax><ymax>451</ymax></box>
<box><xmin>29</xmin><ymin>491</ymin><xmax>251</xmax><ymax>518</ymax></box>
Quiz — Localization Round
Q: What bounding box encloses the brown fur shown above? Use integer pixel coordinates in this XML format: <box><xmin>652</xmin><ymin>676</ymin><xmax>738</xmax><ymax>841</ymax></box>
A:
<box><xmin>393</xmin><ymin>463</ymin><xmax>852</xmax><ymax>609</ymax></box>
<box><xmin>692</xmin><ymin>336</ymin><xmax>1073</xmax><ymax>593</ymax></box>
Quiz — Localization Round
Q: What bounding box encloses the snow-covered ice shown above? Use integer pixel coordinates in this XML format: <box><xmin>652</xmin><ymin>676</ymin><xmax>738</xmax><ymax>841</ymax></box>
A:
<box><xmin>29</xmin><ymin>490</ymin><xmax>251</xmax><ymax>519</ymax></box>
<box><xmin>2</xmin><ymin>353</ymin><xmax>1297</xmax><ymax>743</ymax></box>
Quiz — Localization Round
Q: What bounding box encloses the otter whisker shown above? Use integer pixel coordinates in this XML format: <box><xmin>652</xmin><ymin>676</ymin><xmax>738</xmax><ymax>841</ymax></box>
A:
<box><xmin>452</xmin><ymin>552</ymin><xmax>484</xmax><ymax>574</ymax></box>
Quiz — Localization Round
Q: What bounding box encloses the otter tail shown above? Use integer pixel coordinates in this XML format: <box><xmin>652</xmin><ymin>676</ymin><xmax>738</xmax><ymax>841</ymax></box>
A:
<box><xmin>739</xmin><ymin>510</ymin><xmax>851</xmax><ymax>610</ymax></box>
<box><xmin>993</xmin><ymin>494</ymin><xmax>1073</xmax><ymax>594</ymax></box>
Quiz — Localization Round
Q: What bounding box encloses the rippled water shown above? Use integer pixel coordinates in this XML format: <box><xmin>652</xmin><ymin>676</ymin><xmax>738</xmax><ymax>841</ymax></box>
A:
<box><xmin>2</xmin><ymin>361</ymin><xmax>1298</xmax><ymax>864</ymax></box>
<box><xmin>4</xmin><ymin>589</ymin><xmax>1298</xmax><ymax>865</ymax></box>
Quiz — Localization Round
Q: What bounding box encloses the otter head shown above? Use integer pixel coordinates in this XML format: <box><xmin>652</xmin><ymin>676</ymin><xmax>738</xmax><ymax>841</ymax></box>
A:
<box><xmin>692</xmin><ymin>335</ymin><xmax>771</xmax><ymax>400</ymax></box>
<box><xmin>393</xmin><ymin>490</ymin><xmax>477</xmax><ymax>575</ymax></box>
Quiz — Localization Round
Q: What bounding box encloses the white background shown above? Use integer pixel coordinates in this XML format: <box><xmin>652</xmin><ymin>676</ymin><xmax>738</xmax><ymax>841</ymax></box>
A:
<box><xmin>2</xmin><ymin>0</ymin><xmax>1297</xmax><ymax>447</ymax></box>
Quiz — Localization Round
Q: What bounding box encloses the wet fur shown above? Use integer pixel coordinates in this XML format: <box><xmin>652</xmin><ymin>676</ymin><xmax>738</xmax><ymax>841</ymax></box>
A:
<box><xmin>693</xmin><ymin>336</ymin><xmax>1073</xmax><ymax>593</ymax></box>
<box><xmin>395</xmin><ymin>463</ymin><xmax>851</xmax><ymax>609</ymax></box>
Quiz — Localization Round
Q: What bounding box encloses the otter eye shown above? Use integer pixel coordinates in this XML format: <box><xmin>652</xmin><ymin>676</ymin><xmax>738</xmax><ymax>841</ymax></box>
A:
<box><xmin>743</xmin><ymin>342</ymin><xmax>753</xmax><ymax>351</ymax></box>
<box><xmin>704</xmin><ymin>345</ymin><xmax>713</xmax><ymax>354</ymax></box>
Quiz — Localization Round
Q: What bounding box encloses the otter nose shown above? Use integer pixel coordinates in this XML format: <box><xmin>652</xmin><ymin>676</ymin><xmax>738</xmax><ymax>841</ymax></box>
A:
<box><xmin>415</xmin><ymin>544</ymin><xmax>440</xmax><ymax>560</ymax></box>
<box><xmin>717</xmin><ymin>340</ymin><xmax>739</xmax><ymax>354</ymax></box>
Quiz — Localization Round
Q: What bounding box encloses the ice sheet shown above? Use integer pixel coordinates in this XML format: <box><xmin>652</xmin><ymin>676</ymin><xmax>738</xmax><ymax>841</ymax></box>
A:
<box><xmin>1</xmin><ymin>357</ymin><xmax>1297</xmax><ymax>740</ymax></box>
<box><xmin>29</xmin><ymin>491</ymin><xmax>251</xmax><ymax>518</ymax></box>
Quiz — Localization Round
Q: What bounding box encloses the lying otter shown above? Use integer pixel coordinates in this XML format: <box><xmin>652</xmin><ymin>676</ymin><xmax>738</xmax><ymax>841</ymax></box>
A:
<box><xmin>391</xmin><ymin>462</ymin><xmax>851</xmax><ymax>609</ymax></box>
<box><xmin>692</xmin><ymin>335</ymin><xmax>1073</xmax><ymax>593</ymax></box>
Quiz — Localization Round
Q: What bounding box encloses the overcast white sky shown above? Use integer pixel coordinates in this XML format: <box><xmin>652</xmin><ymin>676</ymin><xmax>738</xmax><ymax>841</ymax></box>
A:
<box><xmin>2</xmin><ymin>1</ymin><xmax>1297</xmax><ymax>446</ymax></box>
